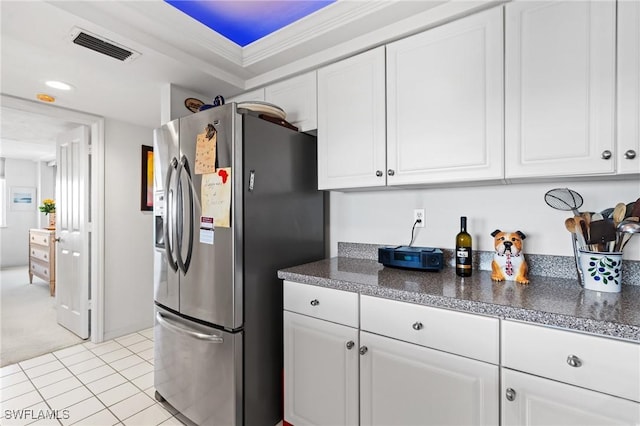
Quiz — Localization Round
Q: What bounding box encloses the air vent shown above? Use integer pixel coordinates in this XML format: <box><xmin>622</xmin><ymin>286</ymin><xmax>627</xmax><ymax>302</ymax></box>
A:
<box><xmin>70</xmin><ymin>27</ymin><xmax>140</xmax><ymax>62</ymax></box>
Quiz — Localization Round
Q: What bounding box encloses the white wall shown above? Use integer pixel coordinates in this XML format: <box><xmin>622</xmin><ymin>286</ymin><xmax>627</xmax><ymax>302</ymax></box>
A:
<box><xmin>103</xmin><ymin>119</ymin><xmax>154</xmax><ymax>340</ymax></box>
<box><xmin>0</xmin><ymin>159</ymin><xmax>38</xmax><ymax>267</ymax></box>
<box><xmin>161</xmin><ymin>83</ymin><xmax>211</xmax><ymax>124</ymax></box>
<box><xmin>329</xmin><ymin>178</ymin><xmax>640</xmax><ymax>260</ymax></box>
<box><xmin>36</xmin><ymin>161</ymin><xmax>56</xmax><ymax>229</ymax></box>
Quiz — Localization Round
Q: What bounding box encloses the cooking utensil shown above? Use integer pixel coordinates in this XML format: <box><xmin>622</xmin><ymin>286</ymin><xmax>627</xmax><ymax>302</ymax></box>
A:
<box><xmin>615</xmin><ymin>219</ymin><xmax>640</xmax><ymax>251</ymax></box>
<box><xmin>588</xmin><ymin>219</ymin><xmax>617</xmax><ymax>251</ymax></box>
<box><xmin>544</xmin><ymin>188</ymin><xmax>584</xmax><ymax>215</ymax></box>
<box><xmin>600</xmin><ymin>207</ymin><xmax>614</xmax><ymax>219</ymax></box>
<box><xmin>612</xmin><ymin>202</ymin><xmax>626</xmax><ymax>227</ymax></box>
<box><xmin>565</xmin><ymin>217</ymin><xmax>587</xmax><ymax>248</ymax></box>
<box><xmin>631</xmin><ymin>198</ymin><xmax>640</xmax><ymax>218</ymax></box>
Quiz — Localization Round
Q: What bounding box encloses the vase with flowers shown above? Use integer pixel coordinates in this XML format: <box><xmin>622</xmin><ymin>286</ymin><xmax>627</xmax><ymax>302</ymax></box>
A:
<box><xmin>39</xmin><ymin>199</ymin><xmax>56</xmax><ymax>229</ymax></box>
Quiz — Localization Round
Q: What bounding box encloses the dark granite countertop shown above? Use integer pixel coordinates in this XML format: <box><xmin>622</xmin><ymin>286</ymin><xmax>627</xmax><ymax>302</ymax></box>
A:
<box><xmin>278</xmin><ymin>257</ymin><xmax>640</xmax><ymax>342</ymax></box>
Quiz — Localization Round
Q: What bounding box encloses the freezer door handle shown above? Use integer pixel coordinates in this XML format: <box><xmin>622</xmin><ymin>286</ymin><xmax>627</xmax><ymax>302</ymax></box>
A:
<box><xmin>164</xmin><ymin>157</ymin><xmax>179</xmax><ymax>272</ymax></box>
<box><xmin>156</xmin><ymin>312</ymin><xmax>224</xmax><ymax>343</ymax></box>
<box><xmin>175</xmin><ymin>155</ymin><xmax>194</xmax><ymax>274</ymax></box>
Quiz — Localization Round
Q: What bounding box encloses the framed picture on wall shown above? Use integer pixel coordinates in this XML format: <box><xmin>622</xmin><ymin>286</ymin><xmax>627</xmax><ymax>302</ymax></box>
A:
<box><xmin>10</xmin><ymin>186</ymin><xmax>36</xmax><ymax>211</ymax></box>
<box><xmin>141</xmin><ymin>145</ymin><xmax>154</xmax><ymax>211</ymax></box>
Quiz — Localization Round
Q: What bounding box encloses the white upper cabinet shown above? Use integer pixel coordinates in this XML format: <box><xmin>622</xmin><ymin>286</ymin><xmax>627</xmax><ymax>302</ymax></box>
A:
<box><xmin>505</xmin><ymin>1</ymin><xmax>616</xmax><ymax>179</ymax></box>
<box><xmin>265</xmin><ymin>71</ymin><xmax>317</xmax><ymax>132</ymax></box>
<box><xmin>317</xmin><ymin>46</ymin><xmax>387</xmax><ymax>190</ymax></box>
<box><xmin>617</xmin><ymin>0</ymin><xmax>640</xmax><ymax>175</ymax></box>
<box><xmin>386</xmin><ymin>6</ymin><xmax>504</xmax><ymax>186</ymax></box>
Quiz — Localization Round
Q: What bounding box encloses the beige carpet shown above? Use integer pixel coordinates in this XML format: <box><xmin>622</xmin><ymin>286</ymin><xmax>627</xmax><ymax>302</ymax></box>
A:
<box><xmin>0</xmin><ymin>266</ymin><xmax>85</xmax><ymax>367</ymax></box>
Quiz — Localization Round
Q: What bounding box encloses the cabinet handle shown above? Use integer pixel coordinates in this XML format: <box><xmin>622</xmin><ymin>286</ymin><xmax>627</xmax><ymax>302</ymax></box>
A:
<box><xmin>310</xmin><ymin>299</ymin><xmax>319</xmax><ymax>306</ymax></box>
<box><xmin>346</xmin><ymin>341</ymin><xmax>355</xmax><ymax>350</ymax></box>
<box><xmin>505</xmin><ymin>388</ymin><xmax>516</xmax><ymax>402</ymax></box>
<box><xmin>376</xmin><ymin>170</ymin><xmax>383</xmax><ymax>177</ymax></box>
<box><xmin>412</xmin><ymin>321</ymin><xmax>423</xmax><ymax>331</ymax></box>
<box><xmin>387</xmin><ymin>169</ymin><xmax>395</xmax><ymax>176</ymax></box>
<box><xmin>359</xmin><ymin>346</ymin><xmax>368</xmax><ymax>355</ymax></box>
<box><xmin>601</xmin><ymin>150</ymin><xmax>612</xmax><ymax>160</ymax></box>
<box><xmin>566</xmin><ymin>354</ymin><xmax>582</xmax><ymax>368</ymax></box>
<box><xmin>624</xmin><ymin>149</ymin><xmax>637</xmax><ymax>160</ymax></box>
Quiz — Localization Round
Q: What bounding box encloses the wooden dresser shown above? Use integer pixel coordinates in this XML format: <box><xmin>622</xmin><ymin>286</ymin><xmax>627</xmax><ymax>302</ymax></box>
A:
<box><xmin>28</xmin><ymin>229</ymin><xmax>56</xmax><ymax>296</ymax></box>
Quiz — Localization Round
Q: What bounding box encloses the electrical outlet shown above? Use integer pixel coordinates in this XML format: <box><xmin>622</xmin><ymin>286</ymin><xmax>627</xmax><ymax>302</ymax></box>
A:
<box><xmin>413</xmin><ymin>209</ymin><xmax>425</xmax><ymax>228</ymax></box>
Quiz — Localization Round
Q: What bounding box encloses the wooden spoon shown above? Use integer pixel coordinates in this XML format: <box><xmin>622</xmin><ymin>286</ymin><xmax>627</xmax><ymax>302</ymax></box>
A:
<box><xmin>613</xmin><ymin>202</ymin><xmax>626</xmax><ymax>227</ymax></box>
<box><xmin>571</xmin><ymin>217</ymin><xmax>588</xmax><ymax>248</ymax></box>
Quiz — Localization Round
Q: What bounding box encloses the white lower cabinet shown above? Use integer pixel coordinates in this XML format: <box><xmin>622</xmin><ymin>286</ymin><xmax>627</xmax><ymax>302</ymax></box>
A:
<box><xmin>502</xmin><ymin>369</ymin><xmax>640</xmax><ymax>426</ymax></box>
<box><xmin>360</xmin><ymin>331</ymin><xmax>499</xmax><ymax>426</ymax></box>
<box><xmin>283</xmin><ymin>311</ymin><xmax>359</xmax><ymax>426</ymax></box>
<box><xmin>501</xmin><ymin>320</ymin><xmax>640</xmax><ymax>426</ymax></box>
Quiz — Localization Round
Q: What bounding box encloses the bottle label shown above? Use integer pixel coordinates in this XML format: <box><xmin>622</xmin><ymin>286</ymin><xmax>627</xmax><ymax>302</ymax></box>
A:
<box><xmin>456</xmin><ymin>247</ymin><xmax>472</xmax><ymax>267</ymax></box>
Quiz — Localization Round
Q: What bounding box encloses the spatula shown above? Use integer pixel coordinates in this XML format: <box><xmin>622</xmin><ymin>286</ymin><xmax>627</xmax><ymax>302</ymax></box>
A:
<box><xmin>588</xmin><ymin>219</ymin><xmax>617</xmax><ymax>251</ymax></box>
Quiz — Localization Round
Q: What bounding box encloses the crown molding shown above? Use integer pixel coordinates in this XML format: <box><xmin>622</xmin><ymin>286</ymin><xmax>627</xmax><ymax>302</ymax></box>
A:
<box><xmin>241</xmin><ymin>1</ymin><xmax>393</xmax><ymax>67</ymax></box>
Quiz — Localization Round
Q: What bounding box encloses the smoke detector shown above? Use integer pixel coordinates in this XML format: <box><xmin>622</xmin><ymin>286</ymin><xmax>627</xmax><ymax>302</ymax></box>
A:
<box><xmin>70</xmin><ymin>27</ymin><xmax>140</xmax><ymax>62</ymax></box>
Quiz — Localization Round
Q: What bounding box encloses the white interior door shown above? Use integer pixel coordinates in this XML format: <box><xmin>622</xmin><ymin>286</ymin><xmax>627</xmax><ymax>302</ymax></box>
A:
<box><xmin>56</xmin><ymin>125</ymin><xmax>90</xmax><ymax>339</ymax></box>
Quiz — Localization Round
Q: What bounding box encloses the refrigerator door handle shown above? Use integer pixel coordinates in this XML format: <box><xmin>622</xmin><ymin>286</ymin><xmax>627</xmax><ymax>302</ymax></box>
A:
<box><xmin>175</xmin><ymin>155</ymin><xmax>194</xmax><ymax>274</ymax></box>
<box><xmin>164</xmin><ymin>157</ymin><xmax>179</xmax><ymax>272</ymax></box>
<box><xmin>156</xmin><ymin>312</ymin><xmax>224</xmax><ymax>343</ymax></box>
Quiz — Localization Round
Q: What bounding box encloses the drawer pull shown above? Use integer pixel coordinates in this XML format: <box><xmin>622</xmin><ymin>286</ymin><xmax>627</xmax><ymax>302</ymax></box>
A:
<box><xmin>310</xmin><ymin>299</ymin><xmax>320</xmax><ymax>306</ymax></box>
<box><xmin>412</xmin><ymin>321</ymin><xmax>424</xmax><ymax>331</ymax></box>
<box><xmin>346</xmin><ymin>341</ymin><xmax>355</xmax><ymax>350</ymax></box>
<box><xmin>359</xmin><ymin>346</ymin><xmax>368</xmax><ymax>355</ymax></box>
<box><xmin>506</xmin><ymin>388</ymin><xmax>516</xmax><ymax>402</ymax></box>
<box><xmin>566</xmin><ymin>355</ymin><xmax>582</xmax><ymax>368</ymax></box>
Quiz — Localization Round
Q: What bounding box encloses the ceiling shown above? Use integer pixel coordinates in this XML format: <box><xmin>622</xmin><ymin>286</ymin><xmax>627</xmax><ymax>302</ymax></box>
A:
<box><xmin>0</xmin><ymin>0</ymin><xmax>486</xmax><ymax>162</ymax></box>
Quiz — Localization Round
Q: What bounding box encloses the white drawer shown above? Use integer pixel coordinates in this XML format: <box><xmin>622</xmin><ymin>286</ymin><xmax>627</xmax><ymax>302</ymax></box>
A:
<box><xmin>30</xmin><ymin>232</ymin><xmax>51</xmax><ymax>246</ymax></box>
<box><xmin>361</xmin><ymin>295</ymin><xmax>499</xmax><ymax>364</ymax></box>
<box><xmin>30</xmin><ymin>247</ymin><xmax>50</xmax><ymax>263</ymax></box>
<box><xmin>502</xmin><ymin>320</ymin><xmax>640</xmax><ymax>402</ymax></box>
<box><xmin>283</xmin><ymin>281</ymin><xmax>358</xmax><ymax>327</ymax></box>
<box><xmin>30</xmin><ymin>261</ymin><xmax>51</xmax><ymax>280</ymax></box>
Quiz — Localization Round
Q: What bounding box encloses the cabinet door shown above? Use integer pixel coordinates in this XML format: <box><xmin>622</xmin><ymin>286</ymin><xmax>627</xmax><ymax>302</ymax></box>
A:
<box><xmin>360</xmin><ymin>331</ymin><xmax>499</xmax><ymax>426</ymax></box>
<box><xmin>283</xmin><ymin>311</ymin><xmax>359</xmax><ymax>426</ymax></box>
<box><xmin>317</xmin><ymin>46</ymin><xmax>386</xmax><ymax>190</ymax></box>
<box><xmin>386</xmin><ymin>7</ymin><xmax>504</xmax><ymax>185</ymax></box>
<box><xmin>617</xmin><ymin>0</ymin><xmax>640</xmax><ymax>175</ymax></box>
<box><xmin>505</xmin><ymin>1</ymin><xmax>616</xmax><ymax>178</ymax></box>
<box><xmin>266</xmin><ymin>71</ymin><xmax>317</xmax><ymax>132</ymax></box>
<box><xmin>502</xmin><ymin>369</ymin><xmax>640</xmax><ymax>426</ymax></box>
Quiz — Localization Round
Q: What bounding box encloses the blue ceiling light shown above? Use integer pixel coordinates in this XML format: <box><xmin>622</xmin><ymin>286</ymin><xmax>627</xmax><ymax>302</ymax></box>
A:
<box><xmin>165</xmin><ymin>1</ymin><xmax>336</xmax><ymax>47</ymax></box>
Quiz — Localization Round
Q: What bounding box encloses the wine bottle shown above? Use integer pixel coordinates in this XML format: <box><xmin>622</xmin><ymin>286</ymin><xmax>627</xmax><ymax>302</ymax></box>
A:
<box><xmin>455</xmin><ymin>216</ymin><xmax>472</xmax><ymax>277</ymax></box>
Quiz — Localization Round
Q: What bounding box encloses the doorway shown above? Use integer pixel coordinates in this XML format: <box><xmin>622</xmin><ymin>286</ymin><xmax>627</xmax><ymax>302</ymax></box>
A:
<box><xmin>0</xmin><ymin>266</ymin><xmax>84</xmax><ymax>367</ymax></box>
<box><xmin>0</xmin><ymin>94</ymin><xmax>105</xmax><ymax>362</ymax></box>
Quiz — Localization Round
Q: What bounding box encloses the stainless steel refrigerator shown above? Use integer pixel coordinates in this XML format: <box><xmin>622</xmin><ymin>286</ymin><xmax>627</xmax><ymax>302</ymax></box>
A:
<box><xmin>152</xmin><ymin>104</ymin><xmax>324</xmax><ymax>426</ymax></box>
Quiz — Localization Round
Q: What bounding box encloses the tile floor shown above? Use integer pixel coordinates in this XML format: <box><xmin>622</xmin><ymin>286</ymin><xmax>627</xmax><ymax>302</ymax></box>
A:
<box><xmin>0</xmin><ymin>328</ymin><xmax>185</xmax><ymax>426</ymax></box>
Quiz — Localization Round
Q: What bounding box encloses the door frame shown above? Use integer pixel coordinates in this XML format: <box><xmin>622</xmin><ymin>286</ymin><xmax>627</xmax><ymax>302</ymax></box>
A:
<box><xmin>2</xmin><ymin>94</ymin><xmax>105</xmax><ymax>343</ymax></box>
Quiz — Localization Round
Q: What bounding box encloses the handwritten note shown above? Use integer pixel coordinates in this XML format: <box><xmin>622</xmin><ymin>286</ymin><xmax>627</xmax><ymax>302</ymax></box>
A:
<box><xmin>195</xmin><ymin>129</ymin><xmax>216</xmax><ymax>174</ymax></box>
<box><xmin>201</xmin><ymin>167</ymin><xmax>231</xmax><ymax>228</ymax></box>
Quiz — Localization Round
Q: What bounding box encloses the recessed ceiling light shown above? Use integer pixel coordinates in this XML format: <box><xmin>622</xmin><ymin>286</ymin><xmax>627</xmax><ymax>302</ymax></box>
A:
<box><xmin>45</xmin><ymin>80</ymin><xmax>73</xmax><ymax>90</ymax></box>
<box><xmin>36</xmin><ymin>93</ymin><xmax>56</xmax><ymax>103</ymax></box>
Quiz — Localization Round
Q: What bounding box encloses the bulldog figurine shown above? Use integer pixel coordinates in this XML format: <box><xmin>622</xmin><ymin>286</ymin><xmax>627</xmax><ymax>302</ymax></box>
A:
<box><xmin>490</xmin><ymin>230</ymin><xmax>530</xmax><ymax>285</ymax></box>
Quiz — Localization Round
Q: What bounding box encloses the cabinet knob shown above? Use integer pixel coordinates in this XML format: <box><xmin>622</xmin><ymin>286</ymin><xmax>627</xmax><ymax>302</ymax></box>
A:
<box><xmin>346</xmin><ymin>341</ymin><xmax>355</xmax><ymax>350</ymax></box>
<box><xmin>359</xmin><ymin>346</ymin><xmax>368</xmax><ymax>355</ymax></box>
<box><xmin>601</xmin><ymin>150</ymin><xmax>612</xmax><ymax>160</ymax></box>
<box><xmin>387</xmin><ymin>169</ymin><xmax>395</xmax><ymax>176</ymax></box>
<box><xmin>566</xmin><ymin>354</ymin><xmax>582</xmax><ymax>368</ymax></box>
<box><xmin>412</xmin><ymin>321</ymin><xmax>423</xmax><ymax>331</ymax></box>
<box><xmin>54</xmin><ymin>237</ymin><xmax>61</xmax><ymax>242</ymax></box>
<box><xmin>624</xmin><ymin>149</ymin><xmax>637</xmax><ymax>160</ymax></box>
<box><xmin>376</xmin><ymin>170</ymin><xmax>383</xmax><ymax>177</ymax></box>
<box><xmin>310</xmin><ymin>299</ymin><xmax>320</xmax><ymax>307</ymax></box>
<box><xmin>505</xmin><ymin>388</ymin><xmax>516</xmax><ymax>402</ymax></box>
